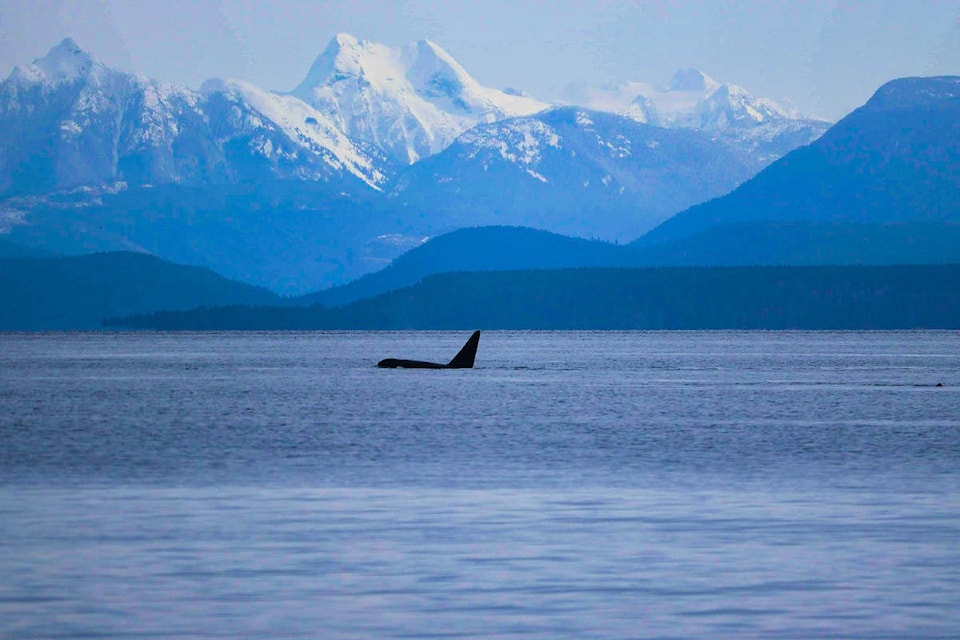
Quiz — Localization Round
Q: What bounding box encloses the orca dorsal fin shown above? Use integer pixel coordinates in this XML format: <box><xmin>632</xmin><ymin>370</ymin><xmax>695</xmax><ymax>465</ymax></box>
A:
<box><xmin>446</xmin><ymin>330</ymin><xmax>480</xmax><ymax>368</ymax></box>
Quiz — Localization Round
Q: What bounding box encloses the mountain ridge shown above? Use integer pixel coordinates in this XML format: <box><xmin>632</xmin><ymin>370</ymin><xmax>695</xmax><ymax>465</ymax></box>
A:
<box><xmin>0</xmin><ymin>37</ymin><xmax>388</xmax><ymax>195</ymax></box>
<box><xmin>390</xmin><ymin>106</ymin><xmax>758</xmax><ymax>241</ymax></box>
<box><xmin>635</xmin><ymin>75</ymin><xmax>960</xmax><ymax>250</ymax></box>
<box><xmin>2</xmin><ymin>35</ymin><xmax>827</xmax><ymax>199</ymax></box>
<box><xmin>0</xmin><ymin>36</ymin><xmax>899</xmax><ymax>295</ymax></box>
<box><xmin>557</xmin><ymin>68</ymin><xmax>830</xmax><ymax>164</ymax></box>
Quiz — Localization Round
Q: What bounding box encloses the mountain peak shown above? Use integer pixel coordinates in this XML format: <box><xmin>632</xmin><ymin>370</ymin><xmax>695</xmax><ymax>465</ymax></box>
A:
<box><xmin>405</xmin><ymin>38</ymin><xmax>475</xmax><ymax>98</ymax></box>
<box><xmin>33</xmin><ymin>37</ymin><xmax>94</xmax><ymax>82</ymax></box>
<box><xmin>669</xmin><ymin>68</ymin><xmax>717</xmax><ymax>92</ymax></box>
<box><xmin>317</xmin><ymin>32</ymin><xmax>365</xmax><ymax>59</ymax></box>
<box><xmin>291</xmin><ymin>34</ymin><xmax>547</xmax><ymax>164</ymax></box>
<box><xmin>53</xmin><ymin>37</ymin><xmax>83</xmax><ymax>52</ymax></box>
<box><xmin>411</xmin><ymin>38</ymin><xmax>460</xmax><ymax>66</ymax></box>
<box><xmin>8</xmin><ymin>37</ymin><xmax>96</xmax><ymax>85</ymax></box>
<box><xmin>333</xmin><ymin>32</ymin><xmax>361</xmax><ymax>48</ymax></box>
<box><xmin>294</xmin><ymin>33</ymin><xmax>394</xmax><ymax>93</ymax></box>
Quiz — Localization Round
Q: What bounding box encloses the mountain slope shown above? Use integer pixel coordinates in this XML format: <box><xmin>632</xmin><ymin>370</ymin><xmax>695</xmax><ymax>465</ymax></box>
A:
<box><xmin>291</xmin><ymin>34</ymin><xmax>548</xmax><ymax>164</ymax></box>
<box><xmin>1</xmin><ymin>182</ymin><xmax>425</xmax><ymax>295</ymax></box>
<box><xmin>200</xmin><ymin>78</ymin><xmax>390</xmax><ymax>188</ymax></box>
<box><xmin>633</xmin><ymin>76</ymin><xmax>960</xmax><ymax>261</ymax></box>
<box><xmin>392</xmin><ymin>107</ymin><xmax>756</xmax><ymax>241</ymax></box>
<box><xmin>0</xmin><ymin>251</ymin><xmax>280</xmax><ymax>330</ymax></box>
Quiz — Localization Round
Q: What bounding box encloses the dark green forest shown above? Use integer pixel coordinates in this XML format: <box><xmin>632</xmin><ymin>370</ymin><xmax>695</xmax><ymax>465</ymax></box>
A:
<box><xmin>0</xmin><ymin>252</ymin><xmax>279</xmax><ymax>330</ymax></box>
<box><xmin>113</xmin><ymin>264</ymin><xmax>960</xmax><ymax>330</ymax></box>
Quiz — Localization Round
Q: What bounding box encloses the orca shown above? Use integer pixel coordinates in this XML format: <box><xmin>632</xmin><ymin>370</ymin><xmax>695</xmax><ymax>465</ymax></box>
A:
<box><xmin>378</xmin><ymin>331</ymin><xmax>480</xmax><ymax>369</ymax></box>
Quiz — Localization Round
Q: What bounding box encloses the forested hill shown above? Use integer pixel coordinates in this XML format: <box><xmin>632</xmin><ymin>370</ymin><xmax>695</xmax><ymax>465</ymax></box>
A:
<box><xmin>113</xmin><ymin>264</ymin><xmax>960</xmax><ymax>331</ymax></box>
<box><xmin>1</xmin><ymin>252</ymin><xmax>280</xmax><ymax>330</ymax></box>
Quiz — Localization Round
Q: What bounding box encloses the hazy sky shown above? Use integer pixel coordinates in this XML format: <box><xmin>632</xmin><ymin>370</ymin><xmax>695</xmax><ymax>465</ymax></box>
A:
<box><xmin>1</xmin><ymin>0</ymin><xmax>957</xmax><ymax>120</ymax></box>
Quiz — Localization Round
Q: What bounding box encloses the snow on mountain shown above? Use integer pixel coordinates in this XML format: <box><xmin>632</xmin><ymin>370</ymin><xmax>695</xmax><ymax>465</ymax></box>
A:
<box><xmin>559</xmin><ymin>69</ymin><xmax>829</xmax><ymax>165</ymax></box>
<box><xmin>562</xmin><ymin>69</ymin><xmax>797</xmax><ymax>128</ymax></box>
<box><xmin>2</xmin><ymin>38</ymin><xmax>825</xmax><ymax>197</ymax></box>
<box><xmin>0</xmin><ymin>39</ymin><xmax>388</xmax><ymax>195</ymax></box>
<box><xmin>291</xmin><ymin>33</ymin><xmax>549</xmax><ymax>164</ymax></box>
<box><xmin>200</xmin><ymin>78</ymin><xmax>387</xmax><ymax>187</ymax></box>
<box><xmin>394</xmin><ymin>107</ymin><xmax>756</xmax><ymax>241</ymax></box>
<box><xmin>1</xmin><ymin>37</ymin><xmax>841</xmax><ymax>293</ymax></box>
<box><xmin>7</xmin><ymin>38</ymin><xmax>94</xmax><ymax>85</ymax></box>
<box><xmin>1</xmin><ymin>39</ymin><xmax>185</xmax><ymax>193</ymax></box>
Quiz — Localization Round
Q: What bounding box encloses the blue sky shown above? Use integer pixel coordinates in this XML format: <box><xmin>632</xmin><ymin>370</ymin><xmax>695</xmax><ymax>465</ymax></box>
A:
<box><xmin>1</xmin><ymin>0</ymin><xmax>957</xmax><ymax>120</ymax></box>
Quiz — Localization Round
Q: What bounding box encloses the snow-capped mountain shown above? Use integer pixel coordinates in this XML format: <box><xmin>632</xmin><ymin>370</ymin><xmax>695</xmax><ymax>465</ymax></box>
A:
<box><xmin>1</xmin><ymin>36</ymin><xmax>840</xmax><ymax>293</ymax></box>
<box><xmin>393</xmin><ymin>107</ymin><xmax>756</xmax><ymax>240</ymax></box>
<box><xmin>560</xmin><ymin>69</ymin><xmax>830</xmax><ymax>164</ymax></box>
<box><xmin>0</xmin><ymin>38</ymin><xmax>386</xmax><ymax>196</ymax></box>
<box><xmin>1</xmin><ymin>38</ymin><xmax>824</xmax><ymax>200</ymax></box>
<box><xmin>290</xmin><ymin>33</ymin><xmax>549</xmax><ymax>164</ymax></box>
<box><xmin>1</xmin><ymin>38</ymin><xmax>201</xmax><ymax>194</ymax></box>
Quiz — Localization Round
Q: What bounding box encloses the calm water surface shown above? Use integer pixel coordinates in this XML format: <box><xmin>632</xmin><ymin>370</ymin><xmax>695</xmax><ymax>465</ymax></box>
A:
<box><xmin>1</xmin><ymin>331</ymin><xmax>958</xmax><ymax>638</ymax></box>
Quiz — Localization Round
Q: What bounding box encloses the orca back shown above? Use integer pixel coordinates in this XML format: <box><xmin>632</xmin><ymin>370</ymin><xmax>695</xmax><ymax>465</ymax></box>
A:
<box><xmin>377</xmin><ymin>330</ymin><xmax>480</xmax><ymax>369</ymax></box>
<box><xmin>377</xmin><ymin>358</ymin><xmax>446</xmax><ymax>369</ymax></box>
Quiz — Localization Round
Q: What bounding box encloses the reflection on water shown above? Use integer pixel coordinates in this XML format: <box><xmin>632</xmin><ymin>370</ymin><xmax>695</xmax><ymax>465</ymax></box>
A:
<box><xmin>1</xmin><ymin>331</ymin><xmax>958</xmax><ymax>638</ymax></box>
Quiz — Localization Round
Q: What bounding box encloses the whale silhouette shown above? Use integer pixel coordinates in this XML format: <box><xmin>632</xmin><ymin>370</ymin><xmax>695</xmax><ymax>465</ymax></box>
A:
<box><xmin>378</xmin><ymin>331</ymin><xmax>480</xmax><ymax>369</ymax></box>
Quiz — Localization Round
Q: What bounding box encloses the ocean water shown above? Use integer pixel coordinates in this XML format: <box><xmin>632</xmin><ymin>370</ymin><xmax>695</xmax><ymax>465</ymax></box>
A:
<box><xmin>1</xmin><ymin>331</ymin><xmax>958</xmax><ymax>639</ymax></box>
